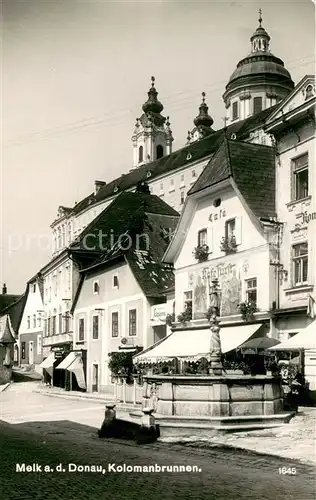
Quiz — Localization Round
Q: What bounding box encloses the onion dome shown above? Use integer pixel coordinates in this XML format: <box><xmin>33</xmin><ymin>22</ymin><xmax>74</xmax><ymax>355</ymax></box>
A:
<box><xmin>142</xmin><ymin>76</ymin><xmax>164</xmax><ymax>114</ymax></box>
<box><xmin>223</xmin><ymin>10</ymin><xmax>294</xmax><ymax>100</ymax></box>
<box><xmin>193</xmin><ymin>92</ymin><xmax>214</xmax><ymax>128</ymax></box>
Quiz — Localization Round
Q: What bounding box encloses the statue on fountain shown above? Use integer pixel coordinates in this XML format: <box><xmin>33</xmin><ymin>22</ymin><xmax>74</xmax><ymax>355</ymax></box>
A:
<box><xmin>209</xmin><ymin>278</ymin><xmax>223</xmax><ymax>375</ymax></box>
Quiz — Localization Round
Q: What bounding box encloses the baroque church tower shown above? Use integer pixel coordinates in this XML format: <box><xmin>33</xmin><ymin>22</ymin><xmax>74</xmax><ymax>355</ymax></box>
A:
<box><xmin>186</xmin><ymin>92</ymin><xmax>215</xmax><ymax>145</ymax></box>
<box><xmin>132</xmin><ymin>77</ymin><xmax>173</xmax><ymax>168</ymax></box>
<box><xmin>223</xmin><ymin>10</ymin><xmax>294</xmax><ymax>125</ymax></box>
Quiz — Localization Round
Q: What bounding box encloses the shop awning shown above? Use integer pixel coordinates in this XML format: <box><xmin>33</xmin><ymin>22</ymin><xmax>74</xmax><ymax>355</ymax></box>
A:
<box><xmin>55</xmin><ymin>351</ymin><xmax>78</xmax><ymax>370</ymax></box>
<box><xmin>134</xmin><ymin>323</ymin><xmax>263</xmax><ymax>364</ymax></box>
<box><xmin>39</xmin><ymin>352</ymin><xmax>55</xmax><ymax>369</ymax></box>
<box><xmin>269</xmin><ymin>320</ymin><xmax>316</xmax><ymax>350</ymax></box>
<box><xmin>67</xmin><ymin>354</ymin><xmax>86</xmax><ymax>390</ymax></box>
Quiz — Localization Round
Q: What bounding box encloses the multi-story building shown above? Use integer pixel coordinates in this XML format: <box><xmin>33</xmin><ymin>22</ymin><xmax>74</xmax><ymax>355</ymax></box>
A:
<box><xmin>264</xmin><ymin>75</ymin><xmax>316</xmax><ymax>388</ymax></box>
<box><xmin>18</xmin><ymin>274</ymin><xmax>44</xmax><ymax>372</ymax></box>
<box><xmin>64</xmin><ymin>188</ymin><xmax>179</xmax><ymax>393</ymax></box>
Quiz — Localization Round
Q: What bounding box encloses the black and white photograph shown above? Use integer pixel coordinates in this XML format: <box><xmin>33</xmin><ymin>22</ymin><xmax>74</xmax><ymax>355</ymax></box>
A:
<box><xmin>1</xmin><ymin>0</ymin><xmax>315</xmax><ymax>498</ymax></box>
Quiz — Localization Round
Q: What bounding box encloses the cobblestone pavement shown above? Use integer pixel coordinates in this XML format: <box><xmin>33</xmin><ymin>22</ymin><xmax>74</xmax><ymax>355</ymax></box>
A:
<box><xmin>0</xmin><ymin>382</ymin><xmax>315</xmax><ymax>500</ymax></box>
<box><xmin>0</xmin><ymin>420</ymin><xmax>315</xmax><ymax>500</ymax></box>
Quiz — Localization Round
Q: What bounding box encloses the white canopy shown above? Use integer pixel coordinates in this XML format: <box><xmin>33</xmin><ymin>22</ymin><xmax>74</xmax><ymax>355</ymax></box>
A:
<box><xmin>269</xmin><ymin>320</ymin><xmax>316</xmax><ymax>350</ymax></box>
<box><xmin>55</xmin><ymin>351</ymin><xmax>78</xmax><ymax>370</ymax></box>
<box><xmin>39</xmin><ymin>352</ymin><xmax>55</xmax><ymax>369</ymax></box>
<box><xmin>134</xmin><ymin>324</ymin><xmax>262</xmax><ymax>364</ymax></box>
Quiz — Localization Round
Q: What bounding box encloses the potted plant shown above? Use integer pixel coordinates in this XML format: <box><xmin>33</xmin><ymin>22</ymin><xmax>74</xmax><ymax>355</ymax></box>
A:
<box><xmin>165</xmin><ymin>313</ymin><xmax>175</xmax><ymax>327</ymax></box>
<box><xmin>237</xmin><ymin>301</ymin><xmax>257</xmax><ymax>321</ymax></box>
<box><xmin>220</xmin><ymin>235</ymin><xmax>237</xmax><ymax>254</ymax></box>
<box><xmin>177</xmin><ymin>303</ymin><xmax>192</xmax><ymax>324</ymax></box>
<box><xmin>192</xmin><ymin>244</ymin><xmax>209</xmax><ymax>262</ymax></box>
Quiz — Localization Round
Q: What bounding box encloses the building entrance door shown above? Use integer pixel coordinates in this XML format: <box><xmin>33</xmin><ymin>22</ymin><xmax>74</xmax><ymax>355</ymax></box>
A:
<box><xmin>29</xmin><ymin>341</ymin><xmax>34</xmax><ymax>365</ymax></box>
<box><xmin>92</xmin><ymin>363</ymin><xmax>99</xmax><ymax>392</ymax></box>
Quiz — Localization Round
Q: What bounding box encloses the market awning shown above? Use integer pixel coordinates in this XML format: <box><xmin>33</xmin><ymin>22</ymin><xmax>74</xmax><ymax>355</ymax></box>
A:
<box><xmin>55</xmin><ymin>351</ymin><xmax>78</xmax><ymax>370</ymax></box>
<box><xmin>269</xmin><ymin>320</ymin><xmax>316</xmax><ymax>350</ymax></box>
<box><xmin>134</xmin><ymin>324</ymin><xmax>263</xmax><ymax>364</ymax></box>
<box><xmin>39</xmin><ymin>352</ymin><xmax>55</xmax><ymax>369</ymax></box>
<box><xmin>67</xmin><ymin>354</ymin><xmax>86</xmax><ymax>390</ymax></box>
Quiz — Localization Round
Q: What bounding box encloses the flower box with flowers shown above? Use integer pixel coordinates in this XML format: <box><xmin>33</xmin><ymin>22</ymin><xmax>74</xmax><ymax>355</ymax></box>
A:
<box><xmin>237</xmin><ymin>301</ymin><xmax>257</xmax><ymax>321</ymax></box>
<box><xmin>220</xmin><ymin>235</ymin><xmax>237</xmax><ymax>254</ymax></box>
<box><xmin>192</xmin><ymin>244</ymin><xmax>209</xmax><ymax>262</ymax></box>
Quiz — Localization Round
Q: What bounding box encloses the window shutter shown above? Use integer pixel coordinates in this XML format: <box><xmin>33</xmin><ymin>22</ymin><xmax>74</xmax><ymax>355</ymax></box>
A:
<box><xmin>207</xmin><ymin>225</ymin><xmax>213</xmax><ymax>253</ymax></box>
<box><xmin>235</xmin><ymin>216</ymin><xmax>242</xmax><ymax>245</ymax></box>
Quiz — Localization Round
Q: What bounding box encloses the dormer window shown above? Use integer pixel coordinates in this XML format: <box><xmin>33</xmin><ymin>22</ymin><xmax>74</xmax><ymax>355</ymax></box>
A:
<box><xmin>305</xmin><ymin>84</ymin><xmax>314</xmax><ymax>100</ymax></box>
<box><xmin>93</xmin><ymin>280</ymin><xmax>99</xmax><ymax>295</ymax></box>
<box><xmin>139</xmin><ymin>145</ymin><xmax>144</xmax><ymax>163</ymax></box>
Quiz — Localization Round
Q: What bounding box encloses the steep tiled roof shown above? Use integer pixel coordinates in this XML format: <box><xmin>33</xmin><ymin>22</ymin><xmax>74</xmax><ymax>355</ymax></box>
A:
<box><xmin>189</xmin><ymin>138</ymin><xmax>276</xmax><ymax>219</ymax></box>
<box><xmin>0</xmin><ymin>294</ymin><xmax>27</xmax><ymax>334</ymax></box>
<box><xmin>70</xmin><ymin>190</ymin><xmax>179</xmax><ymax>300</ymax></box>
<box><xmin>0</xmin><ymin>294</ymin><xmax>21</xmax><ymax>314</ymax></box>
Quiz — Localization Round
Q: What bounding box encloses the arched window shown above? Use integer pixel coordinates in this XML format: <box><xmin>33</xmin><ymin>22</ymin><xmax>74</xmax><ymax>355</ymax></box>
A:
<box><xmin>138</xmin><ymin>145</ymin><xmax>143</xmax><ymax>163</ymax></box>
<box><xmin>156</xmin><ymin>145</ymin><xmax>164</xmax><ymax>159</ymax></box>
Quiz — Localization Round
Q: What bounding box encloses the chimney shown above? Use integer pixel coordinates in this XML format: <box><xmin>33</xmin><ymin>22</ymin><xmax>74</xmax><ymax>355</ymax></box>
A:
<box><xmin>94</xmin><ymin>180</ymin><xmax>106</xmax><ymax>195</ymax></box>
<box><xmin>2</xmin><ymin>283</ymin><xmax>7</xmax><ymax>295</ymax></box>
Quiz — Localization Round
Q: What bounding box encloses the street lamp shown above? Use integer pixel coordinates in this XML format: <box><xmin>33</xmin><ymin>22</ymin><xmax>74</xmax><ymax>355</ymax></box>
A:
<box><xmin>208</xmin><ymin>278</ymin><xmax>223</xmax><ymax>375</ymax></box>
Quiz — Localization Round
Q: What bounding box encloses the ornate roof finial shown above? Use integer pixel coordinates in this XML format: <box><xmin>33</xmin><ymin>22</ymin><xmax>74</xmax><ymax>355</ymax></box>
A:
<box><xmin>151</xmin><ymin>76</ymin><xmax>155</xmax><ymax>87</ymax></box>
<box><xmin>258</xmin><ymin>8</ymin><xmax>262</xmax><ymax>27</ymax></box>
<box><xmin>202</xmin><ymin>91</ymin><xmax>206</xmax><ymax>103</ymax></box>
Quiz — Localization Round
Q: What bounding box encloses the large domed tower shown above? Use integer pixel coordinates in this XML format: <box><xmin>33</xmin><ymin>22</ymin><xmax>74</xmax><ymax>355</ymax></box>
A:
<box><xmin>223</xmin><ymin>10</ymin><xmax>294</xmax><ymax>125</ymax></box>
<box><xmin>132</xmin><ymin>77</ymin><xmax>173</xmax><ymax>168</ymax></box>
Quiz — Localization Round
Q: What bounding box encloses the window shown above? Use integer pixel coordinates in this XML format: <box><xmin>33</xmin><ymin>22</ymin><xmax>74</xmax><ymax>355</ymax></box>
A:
<box><xmin>192</xmin><ymin>170</ymin><xmax>196</xmax><ymax>178</ymax></box>
<box><xmin>33</xmin><ymin>314</ymin><xmax>36</xmax><ymax>328</ymax></box>
<box><xmin>232</xmin><ymin>101</ymin><xmax>238</xmax><ymax>120</ymax></box>
<box><xmin>246</xmin><ymin>278</ymin><xmax>257</xmax><ymax>306</ymax></box>
<box><xmin>159</xmin><ymin>182</ymin><xmax>164</xmax><ymax>193</ymax></box>
<box><xmin>27</xmin><ymin>316</ymin><xmax>30</xmax><ymax>329</ymax></box>
<box><xmin>292</xmin><ymin>243</ymin><xmax>308</xmax><ymax>286</ymax></box>
<box><xmin>198</xmin><ymin>228</ymin><xmax>207</xmax><ymax>247</ymax></box>
<box><xmin>292</xmin><ymin>154</ymin><xmax>308</xmax><ymax>201</ymax></box>
<box><xmin>253</xmin><ymin>96</ymin><xmax>263</xmax><ymax>114</ymax></box>
<box><xmin>113</xmin><ymin>275</ymin><xmax>119</xmax><ymax>288</ymax></box>
<box><xmin>138</xmin><ymin>145</ymin><xmax>143</xmax><ymax>163</ymax></box>
<box><xmin>37</xmin><ymin>335</ymin><xmax>42</xmax><ymax>356</ymax></box>
<box><xmin>37</xmin><ymin>315</ymin><xmax>41</xmax><ymax>328</ymax></box>
<box><xmin>78</xmin><ymin>318</ymin><xmax>85</xmax><ymax>341</ymax></box>
<box><xmin>92</xmin><ymin>315</ymin><xmax>99</xmax><ymax>340</ymax></box>
<box><xmin>180</xmin><ymin>191</ymin><xmax>185</xmax><ymax>205</ymax></box>
<box><xmin>59</xmin><ymin>313</ymin><xmax>63</xmax><ymax>334</ymax></box>
<box><xmin>51</xmin><ymin>316</ymin><xmax>56</xmax><ymax>336</ymax></box>
<box><xmin>112</xmin><ymin>312</ymin><xmax>119</xmax><ymax>337</ymax></box>
<box><xmin>93</xmin><ymin>280</ymin><xmax>99</xmax><ymax>294</ymax></box>
<box><xmin>156</xmin><ymin>145</ymin><xmax>164</xmax><ymax>159</ymax></box>
<box><xmin>180</xmin><ymin>174</ymin><xmax>185</xmax><ymax>186</ymax></box>
<box><xmin>21</xmin><ymin>342</ymin><xmax>26</xmax><ymax>359</ymax></box>
<box><xmin>47</xmin><ymin>317</ymin><xmax>51</xmax><ymax>336</ymax></box>
<box><xmin>169</xmin><ymin>178</ymin><xmax>174</xmax><ymax>190</ymax></box>
<box><xmin>64</xmin><ymin>312</ymin><xmax>70</xmax><ymax>333</ymax></box>
<box><xmin>184</xmin><ymin>291</ymin><xmax>193</xmax><ymax>319</ymax></box>
<box><xmin>129</xmin><ymin>309</ymin><xmax>137</xmax><ymax>336</ymax></box>
<box><xmin>32</xmin><ymin>283</ymin><xmax>36</xmax><ymax>293</ymax></box>
<box><xmin>225</xmin><ymin>218</ymin><xmax>236</xmax><ymax>239</ymax></box>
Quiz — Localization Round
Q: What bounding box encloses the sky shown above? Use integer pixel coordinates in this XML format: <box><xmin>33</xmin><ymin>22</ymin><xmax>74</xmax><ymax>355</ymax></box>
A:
<box><xmin>1</xmin><ymin>0</ymin><xmax>315</xmax><ymax>294</ymax></box>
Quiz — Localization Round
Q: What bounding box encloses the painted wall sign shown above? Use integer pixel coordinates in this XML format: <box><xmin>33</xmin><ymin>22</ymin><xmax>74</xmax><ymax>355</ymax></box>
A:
<box><xmin>208</xmin><ymin>209</ymin><xmax>227</xmax><ymax>222</ymax></box>
<box><xmin>150</xmin><ymin>304</ymin><xmax>167</xmax><ymax>325</ymax></box>
<box><xmin>302</xmin><ymin>212</ymin><xmax>316</xmax><ymax>224</ymax></box>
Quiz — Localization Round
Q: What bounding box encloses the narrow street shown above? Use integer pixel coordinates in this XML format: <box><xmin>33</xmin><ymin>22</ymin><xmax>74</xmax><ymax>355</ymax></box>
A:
<box><xmin>0</xmin><ymin>383</ymin><xmax>315</xmax><ymax>500</ymax></box>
